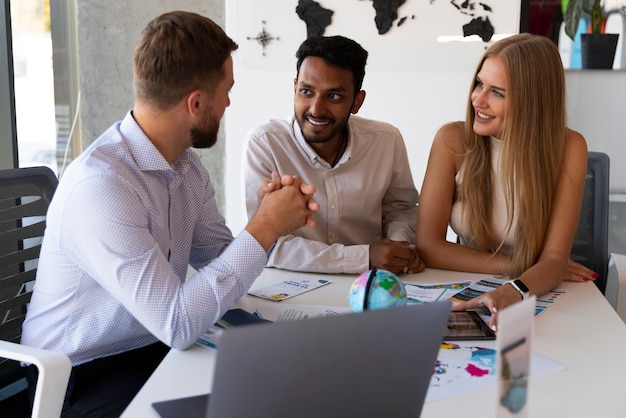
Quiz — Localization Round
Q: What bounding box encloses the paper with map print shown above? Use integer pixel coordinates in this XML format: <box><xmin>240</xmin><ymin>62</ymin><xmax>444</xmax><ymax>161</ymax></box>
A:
<box><xmin>425</xmin><ymin>342</ymin><xmax>567</xmax><ymax>402</ymax></box>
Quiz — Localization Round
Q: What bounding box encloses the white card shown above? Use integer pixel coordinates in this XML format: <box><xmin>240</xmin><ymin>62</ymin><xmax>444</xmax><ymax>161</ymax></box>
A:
<box><xmin>248</xmin><ymin>276</ymin><xmax>332</xmax><ymax>302</ymax></box>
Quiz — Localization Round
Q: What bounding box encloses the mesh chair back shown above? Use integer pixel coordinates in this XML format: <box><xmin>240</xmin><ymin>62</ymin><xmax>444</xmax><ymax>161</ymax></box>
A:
<box><xmin>0</xmin><ymin>166</ymin><xmax>58</xmax><ymax>395</ymax></box>
<box><xmin>570</xmin><ymin>152</ymin><xmax>610</xmax><ymax>293</ymax></box>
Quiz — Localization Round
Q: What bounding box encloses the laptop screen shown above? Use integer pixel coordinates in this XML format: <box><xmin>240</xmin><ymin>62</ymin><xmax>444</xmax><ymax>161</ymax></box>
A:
<box><xmin>212</xmin><ymin>301</ymin><xmax>450</xmax><ymax>418</ymax></box>
<box><xmin>154</xmin><ymin>301</ymin><xmax>451</xmax><ymax>418</ymax></box>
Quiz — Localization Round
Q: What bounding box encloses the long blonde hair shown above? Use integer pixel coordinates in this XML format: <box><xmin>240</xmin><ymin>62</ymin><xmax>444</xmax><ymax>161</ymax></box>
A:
<box><xmin>459</xmin><ymin>33</ymin><xmax>567</xmax><ymax>278</ymax></box>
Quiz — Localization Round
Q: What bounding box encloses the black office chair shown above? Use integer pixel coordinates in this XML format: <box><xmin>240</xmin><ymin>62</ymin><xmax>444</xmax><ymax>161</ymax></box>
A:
<box><xmin>570</xmin><ymin>151</ymin><xmax>610</xmax><ymax>294</ymax></box>
<box><xmin>0</xmin><ymin>166</ymin><xmax>70</xmax><ymax>417</ymax></box>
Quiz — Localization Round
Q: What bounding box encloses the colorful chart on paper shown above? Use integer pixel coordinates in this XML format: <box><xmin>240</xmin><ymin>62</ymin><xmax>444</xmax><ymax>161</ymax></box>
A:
<box><xmin>426</xmin><ymin>341</ymin><xmax>568</xmax><ymax>402</ymax></box>
<box><xmin>427</xmin><ymin>342</ymin><xmax>497</xmax><ymax>402</ymax></box>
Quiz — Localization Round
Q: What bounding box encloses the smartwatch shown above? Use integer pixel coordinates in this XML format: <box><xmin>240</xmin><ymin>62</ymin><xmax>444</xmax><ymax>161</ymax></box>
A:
<box><xmin>505</xmin><ymin>279</ymin><xmax>530</xmax><ymax>300</ymax></box>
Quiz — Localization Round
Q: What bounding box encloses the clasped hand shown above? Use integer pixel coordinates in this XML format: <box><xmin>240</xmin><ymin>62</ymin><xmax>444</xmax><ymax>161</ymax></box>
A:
<box><xmin>369</xmin><ymin>238</ymin><xmax>426</xmax><ymax>275</ymax></box>
<box><xmin>257</xmin><ymin>171</ymin><xmax>319</xmax><ymax>228</ymax></box>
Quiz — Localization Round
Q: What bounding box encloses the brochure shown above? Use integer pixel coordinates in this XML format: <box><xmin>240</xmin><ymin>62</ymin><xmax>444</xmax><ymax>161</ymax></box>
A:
<box><xmin>248</xmin><ymin>275</ymin><xmax>332</xmax><ymax>301</ymax></box>
<box><xmin>404</xmin><ymin>280</ymin><xmax>474</xmax><ymax>303</ymax></box>
<box><xmin>244</xmin><ymin>303</ymin><xmax>351</xmax><ymax>322</ymax></box>
<box><xmin>451</xmin><ymin>277</ymin><xmax>567</xmax><ymax>316</ymax></box>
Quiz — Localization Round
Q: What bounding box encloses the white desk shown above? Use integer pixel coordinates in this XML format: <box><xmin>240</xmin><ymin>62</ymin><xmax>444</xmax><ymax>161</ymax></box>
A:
<box><xmin>123</xmin><ymin>268</ymin><xmax>626</xmax><ymax>417</ymax></box>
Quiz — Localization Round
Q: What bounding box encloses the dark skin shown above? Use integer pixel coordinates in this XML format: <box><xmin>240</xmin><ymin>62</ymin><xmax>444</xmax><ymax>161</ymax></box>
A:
<box><xmin>293</xmin><ymin>56</ymin><xmax>425</xmax><ymax>275</ymax></box>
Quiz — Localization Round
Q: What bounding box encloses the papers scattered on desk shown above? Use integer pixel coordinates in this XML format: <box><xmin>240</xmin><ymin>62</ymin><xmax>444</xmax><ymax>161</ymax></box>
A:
<box><xmin>451</xmin><ymin>277</ymin><xmax>567</xmax><ymax>316</ymax></box>
<box><xmin>404</xmin><ymin>280</ymin><xmax>474</xmax><ymax>303</ymax></box>
<box><xmin>248</xmin><ymin>275</ymin><xmax>332</xmax><ymax>301</ymax></box>
<box><xmin>195</xmin><ymin>304</ymin><xmax>351</xmax><ymax>349</ymax></box>
<box><xmin>244</xmin><ymin>303</ymin><xmax>351</xmax><ymax>322</ymax></box>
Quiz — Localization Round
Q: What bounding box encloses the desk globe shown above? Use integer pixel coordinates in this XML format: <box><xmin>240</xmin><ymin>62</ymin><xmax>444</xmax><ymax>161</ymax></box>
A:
<box><xmin>348</xmin><ymin>269</ymin><xmax>407</xmax><ymax>312</ymax></box>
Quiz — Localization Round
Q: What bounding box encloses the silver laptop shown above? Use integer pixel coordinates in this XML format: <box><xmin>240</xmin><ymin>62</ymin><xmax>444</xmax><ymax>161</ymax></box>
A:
<box><xmin>152</xmin><ymin>301</ymin><xmax>451</xmax><ymax>418</ymax></box>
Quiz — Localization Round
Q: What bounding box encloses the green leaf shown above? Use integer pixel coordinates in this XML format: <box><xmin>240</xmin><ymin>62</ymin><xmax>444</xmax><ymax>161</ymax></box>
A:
<box><xmin>564</xmin><ymin>0</ymin><xmax>583</xmax><ymax>40</ymax></box>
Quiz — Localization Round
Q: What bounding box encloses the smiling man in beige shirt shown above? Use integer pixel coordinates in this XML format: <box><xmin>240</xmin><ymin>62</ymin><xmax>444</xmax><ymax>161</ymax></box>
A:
<box><xmin>244</xmin><ymin>35</ymin><xmax>423</xmax><ymax>275</ymax></box>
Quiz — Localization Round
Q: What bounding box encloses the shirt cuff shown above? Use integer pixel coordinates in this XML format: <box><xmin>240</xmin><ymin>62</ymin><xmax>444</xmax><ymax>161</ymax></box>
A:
<box><xmin>218</xmin><ymin>230</ymin><xmax>268</xmax><ymax>283</ymax></box>
<box><xmin>342</xmin><ymin>244</ymin><xmax>370</xmax><ymax>274</ymax></box>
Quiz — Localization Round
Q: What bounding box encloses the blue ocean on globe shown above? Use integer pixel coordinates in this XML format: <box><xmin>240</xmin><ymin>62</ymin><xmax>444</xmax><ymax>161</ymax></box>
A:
<box><xmin>348</xmin><ymin>269</ymin><xmax>407</xmax><ymax>312</ymax></box>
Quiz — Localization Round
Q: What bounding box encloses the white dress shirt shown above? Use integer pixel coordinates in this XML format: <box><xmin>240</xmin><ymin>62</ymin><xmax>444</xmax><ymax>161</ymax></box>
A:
<box><xmin>22</xmin><ymin>111</ymin><xmax>267</xmax><ymax>366</ymax></box>
<box><xmin>243</xmin><ymin>115</ymin><xmax>418</xmax><ymax>274</ymax></box>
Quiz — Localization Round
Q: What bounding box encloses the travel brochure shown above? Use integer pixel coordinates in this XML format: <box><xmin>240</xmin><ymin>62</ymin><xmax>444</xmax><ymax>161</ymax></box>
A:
<box><xmin>238</xmin><ymin>303</ymin><xmax>351</xmax><ymax>322</ymax></box>
<box><xmin>404</xmin><ymin>280</ymin><xmax>475</xmax><ymax>303</ymax></box>
<box><xmin>450</xmin><ymin>277</ymin><xmax>567</xmax><ymax>316</ymax></box>
<box><xmin>247</xmin><ymin>276</ymin><xmax>332</xmax><ymax>302</ymax></box>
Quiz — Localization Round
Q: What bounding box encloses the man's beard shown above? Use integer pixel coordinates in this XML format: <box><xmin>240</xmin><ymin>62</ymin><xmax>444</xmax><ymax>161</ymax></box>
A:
<box><xmin>297</xmin><ymin>114</ymin><xmax>346</xmax><ymax>145</ymax></box>
<box><xmin>295</xmin><ymin>104</ymin><xmax>352</xmax><ymax>145</ymax></box>
<box><xmin>191</xmin><ymin>110</ymin><xmax>220</xmax><ymax>149</ymax></box>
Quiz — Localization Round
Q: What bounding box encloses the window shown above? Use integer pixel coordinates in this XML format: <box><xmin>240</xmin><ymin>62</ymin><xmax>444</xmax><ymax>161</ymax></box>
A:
<box><xmin>4</xmin><ymin>0</ymin><xmax>79</xmax><ymax>174</ymax></box>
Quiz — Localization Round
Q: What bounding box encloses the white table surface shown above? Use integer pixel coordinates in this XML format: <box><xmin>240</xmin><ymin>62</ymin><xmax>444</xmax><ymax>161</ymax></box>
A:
<box><xmin>122</xmin><ymin>268</ymin><xmax>626</xmax><ymax>417</ymax></box>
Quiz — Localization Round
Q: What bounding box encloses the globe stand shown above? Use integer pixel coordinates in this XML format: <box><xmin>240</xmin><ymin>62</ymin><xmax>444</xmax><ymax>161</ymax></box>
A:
<box><xmin>363</xmin><ymin>268</ymin><xmax>378</xmax><ymax>311</ymax></box>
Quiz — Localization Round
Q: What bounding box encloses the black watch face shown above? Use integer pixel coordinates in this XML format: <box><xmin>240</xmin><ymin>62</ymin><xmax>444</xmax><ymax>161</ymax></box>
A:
<box><xmin>514</xmin><ymin>280</ymin><xmax>529</xmax><ymax>293</ymax></box>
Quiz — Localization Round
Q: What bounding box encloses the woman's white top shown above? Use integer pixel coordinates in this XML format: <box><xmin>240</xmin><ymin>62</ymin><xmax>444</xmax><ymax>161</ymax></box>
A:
<box><xmin>450</xmin><ymin>137</ymin><xmax>516</xmax><ymax>254</ymax></box>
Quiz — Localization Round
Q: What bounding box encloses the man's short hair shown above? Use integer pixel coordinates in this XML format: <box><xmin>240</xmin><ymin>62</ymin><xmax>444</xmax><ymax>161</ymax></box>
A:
<box><xmin>134</xmin><ymin>11</ymin><xmax>238</xmax><ymax>110</ymax></box>
<box><xmin>295</xmin><ymin>35</ymin><xmax>368</xmax><ymax>95</ymax></box>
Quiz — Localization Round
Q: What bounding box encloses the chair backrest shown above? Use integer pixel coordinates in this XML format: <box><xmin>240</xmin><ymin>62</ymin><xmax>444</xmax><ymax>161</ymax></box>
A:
<box><xmin>0</xmin><ymin>166</ymin><xmax>58</xmax><ymax>413</ymax></box>
<box><xmin>570</xmin><ymin>152</ymin><xmax>610</xmax><ymax>293</ymax></box>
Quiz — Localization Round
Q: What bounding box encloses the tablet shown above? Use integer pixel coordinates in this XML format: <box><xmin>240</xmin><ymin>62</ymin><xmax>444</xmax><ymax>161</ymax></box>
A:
<box><xmin>444</xmin><ymin>310</ymin><xmax>496</xmax><ymax>340</ymax></box>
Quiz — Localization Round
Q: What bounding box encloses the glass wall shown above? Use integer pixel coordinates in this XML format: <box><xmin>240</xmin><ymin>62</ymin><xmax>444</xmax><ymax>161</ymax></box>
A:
<box><xmin>10</xmin><ymin>0</ymin><xmax>56</xmax><ymax>171</ymax></box>
<box><xmin>6</xmin><ymin>0</ymin><xmax>78</xmax><ymax>175</ymax></box>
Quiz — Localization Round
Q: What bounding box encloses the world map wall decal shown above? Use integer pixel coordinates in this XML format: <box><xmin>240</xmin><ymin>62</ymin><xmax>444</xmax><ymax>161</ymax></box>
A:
<box><xmin>227</xmin><ymin>0</ymin><xmax>520</xmax><ymax>72</ymax></box>
<box><xmin>295</xmin><ymin>0</ymin><xmax>495</xmax><ymax>42</ymax></box>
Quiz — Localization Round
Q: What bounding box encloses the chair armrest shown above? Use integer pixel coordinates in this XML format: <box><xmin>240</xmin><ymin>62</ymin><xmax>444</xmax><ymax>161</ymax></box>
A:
<box><xmin>605</xmin><ymin>254</ymin><xmax>619</xmax><ymax>310</ymax></box>
<box><xmin>0</xmin><ymin>340</ymin><xmax>71</xmax><ymax>418</ymax></box>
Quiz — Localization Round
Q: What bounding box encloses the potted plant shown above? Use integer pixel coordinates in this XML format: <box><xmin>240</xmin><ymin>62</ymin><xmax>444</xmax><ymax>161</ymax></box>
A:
<box><xmin>562</xmin><ymin>0</ymin><xmax>619</xmax><ymax>68</ymax></box>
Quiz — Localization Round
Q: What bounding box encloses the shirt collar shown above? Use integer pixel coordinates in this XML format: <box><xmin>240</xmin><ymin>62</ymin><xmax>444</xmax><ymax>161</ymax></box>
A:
<box><xmin>121</xmin><ymin>111</ymin><xmax>192</xmax><ymax>175</ymax></box>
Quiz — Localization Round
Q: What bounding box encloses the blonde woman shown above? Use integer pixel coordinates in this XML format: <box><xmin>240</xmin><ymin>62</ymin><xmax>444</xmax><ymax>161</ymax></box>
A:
<box><xmin>416</xmin><ymin>33</ymin><xmax>595</xmax><ymax>328</ymax></box>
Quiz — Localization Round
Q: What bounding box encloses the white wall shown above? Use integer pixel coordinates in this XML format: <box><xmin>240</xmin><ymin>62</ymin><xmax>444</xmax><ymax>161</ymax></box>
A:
<box><xmin>565</xmin><ymin>70</ymin><xmax>626</xmax><ymax>193</ymax></box>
